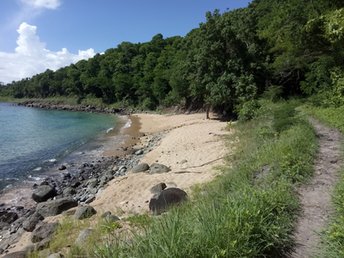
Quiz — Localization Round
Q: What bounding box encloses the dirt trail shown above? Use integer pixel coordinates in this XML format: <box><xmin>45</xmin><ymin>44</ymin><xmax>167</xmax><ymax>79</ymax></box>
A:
<box><xmin>291</xmin><ymin>118</ymin><xmax>343</xmax><ymax>258</ymax></box>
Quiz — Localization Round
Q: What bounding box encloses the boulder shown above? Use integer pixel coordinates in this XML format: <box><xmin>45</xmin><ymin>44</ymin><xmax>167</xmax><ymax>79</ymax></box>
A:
<box><xmin>149</xmin><ymin>188</ymin><xmax>187</xmax><ymax>215</ymax></box>
<box><xmin>74</xmin><ymin>206</ymin><xmax>97</xmax><ymax>220</ymax></box>
<box><xmin>36</xmin><ymin>198</ymin><xmax>78</xmax><ymax>217</ymax></box>
<box><xmin>132</xmin><ymin>163</ymin><xmax>150</xmax><ymax>173</ymax></box>
<box><xmin>150</xmin><ymin>182</ymin><xmax>167</xmax><ymax>194</ymax></box>
<box><xmin>23</xmin><ymin>212</ymin><xmax>44</xmax><ymax>232</ymax></box>
<box><xmin>32</xmin><ymin>185</ymin><xmax>56</xmax><ymax>203</ymax></box>
<box><xmin>31</xmin><ymin>222</ymin><xmax>59</xmax><ymax>243</ymax></box>
<box><xmin>149</xmin><ymin>163</ymin><xmax>171</xmax><ymax>174</ymax></box>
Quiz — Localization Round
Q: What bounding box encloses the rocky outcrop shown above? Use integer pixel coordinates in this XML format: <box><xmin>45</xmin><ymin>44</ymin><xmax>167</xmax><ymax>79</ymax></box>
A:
<box><xmin>149</xmin><ymin>187</ymin><xmax>187</xmax><ymax>215</ymax></box>
<box><xmin>32</xmin><ymin>185</ymin><xmax>56</xmax><ymax>203</ymax></box>
<box><xmin>36</xmin><ymin>198</ymin><xmax>77</xmax><ymax>217</ymax></box>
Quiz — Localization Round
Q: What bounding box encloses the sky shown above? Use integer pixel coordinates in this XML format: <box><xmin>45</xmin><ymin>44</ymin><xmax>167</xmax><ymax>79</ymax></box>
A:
<box><xmin>0</xmin><ymin>0</ymin><xmax>251</xmax><ymax>84</ymax></box>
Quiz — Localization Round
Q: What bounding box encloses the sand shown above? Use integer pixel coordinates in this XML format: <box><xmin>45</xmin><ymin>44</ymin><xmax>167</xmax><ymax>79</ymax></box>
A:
<box><xmin>92</xmin><ymin>112</ymin><xmax>232</xmax><ymax>215</ymax></box>
<box><xmin>4</xmin><ymin>112</ymin><xmax>232</xmax><ymax>255</ymax></box>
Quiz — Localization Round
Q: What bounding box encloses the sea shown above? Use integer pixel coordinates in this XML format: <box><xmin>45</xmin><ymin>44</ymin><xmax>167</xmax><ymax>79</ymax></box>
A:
<box><xmin>0</xmin><ymin>102</ymin><xmax>117</xmax><ymax>190</ymax></box>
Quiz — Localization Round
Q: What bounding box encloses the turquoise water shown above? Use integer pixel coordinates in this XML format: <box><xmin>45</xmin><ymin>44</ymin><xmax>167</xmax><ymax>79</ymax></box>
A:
<box><xmin>0</xmin><ymin>102</ymin><xmax>116</xmax><ymax>190</ymax></box>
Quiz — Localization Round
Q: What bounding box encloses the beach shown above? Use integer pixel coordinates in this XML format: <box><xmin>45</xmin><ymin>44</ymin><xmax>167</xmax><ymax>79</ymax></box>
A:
<box><xmin>1</xmin><ymin>111</ymin><xmax>232</xmax><ymax>255</ymax></box>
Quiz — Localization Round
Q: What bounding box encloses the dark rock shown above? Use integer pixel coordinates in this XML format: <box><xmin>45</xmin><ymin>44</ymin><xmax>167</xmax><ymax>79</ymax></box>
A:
<box><xmin>2</xmin><ymin>251</ymin><xmax>27</xmax><ymax>258</ymax></box>
<box><xmin>75</xmin><ymin>228</ymin><xmax>93</xmax><ymax>245</ymax></box>
<box><xmin>23</xmin><ymin>212</ymin><xmax>44</xmax><ymax>232</ymax></box>
<box><xmin>85</xmin><ymin>195</ymin><xmax>95</xmax><ymax>204</ymax></box>
<box><xmin>149</xmin><ymin>163</ymin><xmax>171</xmax><ymax>174</ymax></box>
<box><xmin>74</xmin><ymin>206</ymin><xmax>97</xmax><ymax>220</ymax></box>
<box><xmin>58</xmin><ymin>164</ymin><xmax>67</xmax><ymax>170</ymax></box>
<box><xmin>149</xmin><ymin>188</ymin><xmax>187</xmax><ymax>215</ymax></box>
<box><xmin>150</xmin><ymin>182</ymin><xmax>167</xmax><ymax>194</ymax></box>
<box><xmin>31</xmin><ymin>222</ymin><xmax>59</xmax><ymax>243</ymax></box>
<box><xmin>0</xmin><ymin>211</ymin><xmax>18</xmax><ymax>224</ymax></box>
<box><xmin>36</xmin><ymin>198</ymin><xmax>78</xmax><ymax>217</ymax></box>
<box><xmin>32</xmin><ymin>185</ymin><xmax>56</xmax><ymax>203</ymax></box>
<box><xmin>132</xmin><ymin>163</ymin><xmax>150</xmax><ymax>173</ymax></box>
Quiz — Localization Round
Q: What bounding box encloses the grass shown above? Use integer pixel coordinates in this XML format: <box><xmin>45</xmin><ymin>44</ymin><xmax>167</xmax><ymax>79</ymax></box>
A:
<box><xmin>304</xmin><ymin>104</ymin><xmax>344</xmax><ymax>257</ymax></box>
<box><xmin>31</xmin><ymin>100</ymin><xmax>318</xmax><ymax>257</ymax></box>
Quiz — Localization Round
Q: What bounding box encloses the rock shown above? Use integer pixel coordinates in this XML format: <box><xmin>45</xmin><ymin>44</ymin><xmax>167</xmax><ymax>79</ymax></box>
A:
<box><xmin>150</xmin><ymin>182</ymin><xmax>167</xmax><ymax>194</ymax></box>
<box><xmin>32</xmin><ymin>185</ymin><xmax>56</xmax><ymax>203</ymax></box>
<box><xmin>23</xmin><ymin>212</ymin><xmax>44</xmax><ymax>232</ymax></box>
<box><xmin>149</xmin><ymin>188</ymin><xmax>187</xmax><ymax>215</ymax></box>
<box><xmin>149</xmin><ymin>163</ymin><xmax>171</xmax><ymax>174</ymax></box>
<box><xmin>2</xmin><ymin>251</ymin><xmax>27</xmax><ymax>258</ymax></box>
<box><xmin>86</xmin><ymin>178</ymin><xmax>98</xmax><ymax>189</ymax></box>
<box><xmin>132</xmin><ymin>163</ymin><xmax>150</xmax><ymax>173</ymax></box>
<box><xmin>62</xmin><ymin>187</ymin><xmax>76</xmax><ymax>196</ymax></box>
<box><xmin>36</xmin><ymin>198</ymin><xmax>78</xmax><ymax>217</ymax></box>
<box><xmin>31</xmin><ymin>222</ymin><xmax>59</xmax><ymax>243</ymax></box>
<box><xmin>134</xmin><ymin>149</ymin><xmax>144</xmax><ymax>155</ymax></box>
<box><xmin>58</xmin><ymin>164</ymin><xmax>67</xmax><ymax>170</ymax></box>
<box><xmin>180</xmin><ymin>159</ymin><xmax>188</xmax><ymax>164</ymax></box>
<box><xmin>0</xmin><ymin>211</ymin><xmax>18</xmax><ymax>224</ymax></box>
<box><xmin>74</xmin><ymin>206</ymin><xmax>97</xmax><ymax>220</ymax></box>
<box><xmin>85</xmin><ymin>195</ymin><xmax>95</xmax><ymax>204</ymax></box>
<box><xmin>75</xmin><ymin>228</ymin><xmax>94</xmax><ymax>245</ymax></box>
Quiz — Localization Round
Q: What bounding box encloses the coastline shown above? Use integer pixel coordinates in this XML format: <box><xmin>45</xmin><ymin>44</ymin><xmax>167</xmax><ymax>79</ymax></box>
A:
<box><xmin>0</xmin><ymin>108</ymin><xmax>232</xmax><ymax>256</ymax></box>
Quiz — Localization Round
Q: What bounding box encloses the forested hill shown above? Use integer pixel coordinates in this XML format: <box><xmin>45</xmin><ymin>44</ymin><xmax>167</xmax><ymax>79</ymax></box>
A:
<box><xmin>2</xmin><ymin>0</ymin><xmax>344</xmax><ymax>117</ymax></box>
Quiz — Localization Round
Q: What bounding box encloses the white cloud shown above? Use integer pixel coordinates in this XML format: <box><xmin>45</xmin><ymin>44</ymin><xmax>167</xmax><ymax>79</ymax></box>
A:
<box><xmin>0</xmin><ymin>22</ymin><xmax>95</xmax><ymax>83</ymax></box>
<box><xmin>21</xmin><ymin>0</ymin><xmax>61</xmax><ymax>10</ymax></box>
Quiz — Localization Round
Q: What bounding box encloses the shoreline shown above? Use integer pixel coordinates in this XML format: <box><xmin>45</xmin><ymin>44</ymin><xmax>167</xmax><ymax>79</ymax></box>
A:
<box><xmin>0</xmin><ymin>107</ymin><xmax>231</xmax><ymax>256</ymax></box>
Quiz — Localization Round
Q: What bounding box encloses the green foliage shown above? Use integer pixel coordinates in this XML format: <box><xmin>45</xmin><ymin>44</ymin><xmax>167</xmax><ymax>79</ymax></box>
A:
<box><xmin>2</xmin><ymin>0</ymin><xmax>344</xmax><ymax>114</ymax></box>
<box><xmin>237</xmin><ymin>99</ymin><xmax>260</xmax><ymax>121</ymax></box>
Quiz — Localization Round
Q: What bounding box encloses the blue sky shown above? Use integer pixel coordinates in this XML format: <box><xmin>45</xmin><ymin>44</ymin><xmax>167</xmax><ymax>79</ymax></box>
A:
<box><xmin>0</xmin><ymin>0</ymin><xmax>251</xmax><ymax>83</ymax></box>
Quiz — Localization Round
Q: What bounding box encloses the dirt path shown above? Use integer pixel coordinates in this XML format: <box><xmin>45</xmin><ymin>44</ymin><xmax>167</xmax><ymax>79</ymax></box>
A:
<box><xmin>291</xmin><ymin>118</ymin><xmax>343</xmax><ymax>258</ymax></box>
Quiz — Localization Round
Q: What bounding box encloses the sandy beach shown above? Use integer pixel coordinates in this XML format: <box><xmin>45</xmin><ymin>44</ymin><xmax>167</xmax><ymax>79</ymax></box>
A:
<box><xmin>93</xmin><ymin>112</ymin><xmax>232</xmax><ymax>215</ymax></box>
<box><xmin>3</xmin><ymin>112</ymin><xmax>232</xmax><ymax>255</ymax></box>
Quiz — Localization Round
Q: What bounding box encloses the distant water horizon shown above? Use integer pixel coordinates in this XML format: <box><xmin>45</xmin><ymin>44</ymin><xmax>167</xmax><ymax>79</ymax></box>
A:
<box><xmin>0</xmin><ymin>102</ymin><xmax>116</xmax><ymax>190</ymax></box>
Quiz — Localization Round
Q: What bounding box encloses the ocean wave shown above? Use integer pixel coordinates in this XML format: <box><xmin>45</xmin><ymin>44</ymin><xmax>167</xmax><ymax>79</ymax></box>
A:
<box><xmin>28</xmin><ymin>175</ymin><xmax>43</xmax><ymax>181</ymax></box>
<box><xmin>33</xmin><ymin>167</ymin><xmax>42</xmax><ymax>171</ymax></box>
<box><xmin>0</xmin><ymin>177</ymin><xmax>19</xmax><ymax>182</ymax></box>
